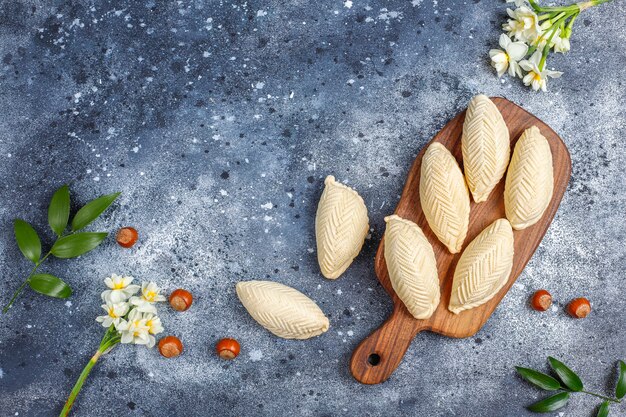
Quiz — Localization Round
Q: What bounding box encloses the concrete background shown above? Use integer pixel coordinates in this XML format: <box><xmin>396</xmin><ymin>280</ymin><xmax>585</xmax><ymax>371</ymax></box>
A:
<box><xmin>0</xmin><ymin>0</ymin><xmax>624</xmax><ymax>416</ymax></box>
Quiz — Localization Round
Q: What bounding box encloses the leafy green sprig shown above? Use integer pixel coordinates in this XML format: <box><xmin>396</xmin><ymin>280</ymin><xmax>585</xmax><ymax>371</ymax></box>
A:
<box><xmin>516</xmin><ymin>357</ymin><xmax>625</xmax><ymax>415</ymax></box>
<box><xmin>3</xmin><ymin>185</ymin><xmax>120</xmax><ymax>313</ymax></box>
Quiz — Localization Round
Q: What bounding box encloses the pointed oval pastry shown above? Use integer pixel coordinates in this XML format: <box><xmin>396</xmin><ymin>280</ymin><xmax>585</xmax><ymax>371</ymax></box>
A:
<box><xmin>236</xmin><ymin>280</ymin><xmax>330</xmax><ymax>339</ymax></box>
<box><xmin>462</xmin><ymin>95</ymin><xmax>510</xmax><ymax>203</ymax></box>
<box><xmin>315</xmin><ymin>175</ymin><xmax>369</xmax><ymax>279</ymax></box>
<box><xmin>384</xmin><ymin>215</ymin><xmax>440</xmax><ymax>319</ymax></box>
<box><xmin>419</xmin><ymin>142</ymin><xmax>470</xmax><ymax>254</ymax></box>
<box><xmin>449</xmin><ymin>218</ymin><xmax>514</xmax><ymax>315</ymax></box>
<box><xmin>504</xmin><ymin>126</ymin><xmax>554</xmax><ymax>230</ymax></box>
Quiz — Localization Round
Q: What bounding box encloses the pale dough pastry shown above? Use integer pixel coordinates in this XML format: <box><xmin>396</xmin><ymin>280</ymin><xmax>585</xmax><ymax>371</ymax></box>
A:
<box><xmin>384</xmin><ymin>215</ymin><xmax>440</xmax><ymax>319</ymax></box>
<box><xmin>449</xmin><ymin>218</ymin><xmax>514</xmax><ymax>314</ymax></box>
<box><xmin>315</xmin><ymin>175</ymin><xmax>369</xmax><ymax>279</ymax></box>
<box><xmin>419</xmin><ymin>142</ymin><xmax>470</xmax><ymax>254</ymax></box>
<box><xmin>462</xmin><ymin>94</ymin><xmax>510</xmax><ymax>203</ymax></box>
<box><xmin>236</xmin><ymin>280</ymin><xmax>330</xmax><ymax>339</ymax></box>
<box><xmin>504</xmin><ymin>126</ymin><xmax>554</xmax><ymax>230</ymax></box>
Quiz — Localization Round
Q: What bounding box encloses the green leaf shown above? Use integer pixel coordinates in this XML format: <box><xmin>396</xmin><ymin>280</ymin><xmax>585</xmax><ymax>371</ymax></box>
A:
<box><xmin>527</xmin><ymin>392</ymin><xmax>570</xmax><ymax>413</ymax></box>
<box><xmin>616</xmin><ymin>360</ymin><xmax>626</xmax><ymax>399</ymax></box>
<box><xmin>515</xmin><ymin>367</ymin><xmax>562</xmax><ymax>390</ymax></box>
<box><xmin>28</xmin><ymin>274</ymin><xmax>72</xmax><ymax>298</ymax></box>
<box><xmin>597</xmin><ymin>401</ymin><xmax>609</xmax><ymax>417</ymax></box>
<box><xmin>14</xmin><ymin>219</ymin><xmax>41</xmax><ymax>263</ymax></box>
<box><xmin>48</xmin><ymin>185</ymin><xmax>70</xmax><ymax>236</ymax></box>
<box><xmin>71</xmin><ymin>192</ymin><xmax>120</xmax><ymax>231</ymax></box>
<box><xmin>50</xmin><ymin>232</ymin><xmax>108</xmax><ymax>258</ymax></box>
<box><xmin>548</xmin><ymin>357</ymin><xmax>584</xmax><ymax>392</ymax></box>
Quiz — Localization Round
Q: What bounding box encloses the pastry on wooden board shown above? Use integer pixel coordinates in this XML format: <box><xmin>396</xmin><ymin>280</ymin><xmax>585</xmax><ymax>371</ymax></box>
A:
<box><xmin>236</xmin><ymin>280</ymin><xmax>329</xmax><ymax>339</ymax></box>
<box><xmin>449</xmin><ymin>218</ymin><xmax>515</xmax><ymax>314</ymax></box>
<box><xmin>384</xmin><ymin>215</ymin><xmax>440</xmax><ymax>320</ymax></box>
<box><xmin>315</xmin><ymin>175</ymin><xmax>369</xmax><ymax>279</ymax></box>
<box><xmin>504</xmin><ymin>126</ymin><xmax>554</xmax><ymax>230</ymax></box>
<box><xmin>462</xmin><ymin>94</ymin><xmax>510</xmax><ymax>203</ymax></box>
<box><xmin>419</xmin><ymin>142</ymin><xmax>470</xmax><ymax>254</ymax></box>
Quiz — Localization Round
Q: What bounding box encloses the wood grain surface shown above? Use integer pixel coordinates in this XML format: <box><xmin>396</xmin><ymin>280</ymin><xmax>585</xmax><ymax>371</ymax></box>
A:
<box><xmin>350</xmin><ymin>97</ymin><xmax>572</xmax><ymax>385</ymax></box>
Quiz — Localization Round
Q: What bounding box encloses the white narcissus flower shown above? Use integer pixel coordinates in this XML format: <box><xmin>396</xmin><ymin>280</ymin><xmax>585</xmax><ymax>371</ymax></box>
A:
<box><xmin>117</xmin><ymin>309</ymin><xmax>151</xmax><ymax>345</ymax></box>
<box><xmin>519</xmin><ymin>51</ymin><xmax>563</xmax><ymax>91</ymax></box>
<box><xmin>130</xmin><ymin>282</ymin><xmax>166</xmax><ymax>313</ymax></box>
<box><xmin>95</xmin><ymin>301</ymin><xmax>130</xmax><ymax>328</ymax></box>
<box><xmin>489</xmin><ymin>33</ymin><xmax>529</xmax><ymax>77</ymax></box>
<box><xmin>143</xmin><ymin>313</ymin><xmax>164</xmax><ymax>348</ymax></box>
<box><xmin>503</xmin><ymin>6</ymin><xmax>541</xmax><ymax>42</ymax></box>
<box><xmin>101</xmin><ymin>274</ymin><xmax>140</xmax><ymax>304</ymax></box>
<box><xmin>553</xmin><ymin>35</ymin><xmax>571</xmax><ymax>53</ymax></box>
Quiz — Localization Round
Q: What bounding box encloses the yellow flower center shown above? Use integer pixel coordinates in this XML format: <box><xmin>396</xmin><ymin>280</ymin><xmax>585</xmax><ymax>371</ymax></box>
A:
<box><xmin>108</xmin><ymin>308</ymin><xmax>117</xmax><ymax>318</ymax></box>
<box><xmin>533</xmin><ymin>72</ymin><xmax>542</xmax><ymax>81</ymax></box>
<box><xmin>113</xmin><ymin>281</ymin><xmax>125</xmax><ymax>290</ymax></box>
<box><xmin>145</xmin><ymin>291</ymin><xmax>157</xmax><ymax>301</ymax></box>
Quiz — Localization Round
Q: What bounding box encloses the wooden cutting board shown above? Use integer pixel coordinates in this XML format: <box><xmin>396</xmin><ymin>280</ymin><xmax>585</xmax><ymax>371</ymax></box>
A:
<box><xmin>350</xmin><ymin>97</ymin><xmax>571</xmax><ymax>385</ymax></box>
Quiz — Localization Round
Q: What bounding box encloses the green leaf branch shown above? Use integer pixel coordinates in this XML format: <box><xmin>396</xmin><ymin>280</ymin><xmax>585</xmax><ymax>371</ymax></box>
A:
<box><xmin>516</xmin><ymin>357</ymin><xmax>625</xmax><ymax>415</ymax></box>
<box><xmin>2</xmin><ymin>186</ymin><xmax>120</xmax><ymax>313</ymax></box>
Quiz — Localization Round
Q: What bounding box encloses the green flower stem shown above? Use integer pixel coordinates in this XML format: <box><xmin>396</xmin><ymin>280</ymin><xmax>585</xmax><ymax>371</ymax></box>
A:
<box><xmin>59</xmin><ymin>350</ymin><xmax>103</xmax><ymax>417</ymax></box>
<box><xmin>2</xmin><ymin>251</ymin><xmax>52</xmax><ymax>313</ymax></box>
<box><xmin>580</xmin><ymin>390</ymin><xmax>622</xmax><ymax>404</ymax></box>
<box><xmin>538</xmin><ymin>13</ymin><xmax>570</xmax><ymax>69</ymax></box>
<box><xmin>59</xmin><ymin>326</ymin><xmax>120</xmax><ymax>417</ymax></box>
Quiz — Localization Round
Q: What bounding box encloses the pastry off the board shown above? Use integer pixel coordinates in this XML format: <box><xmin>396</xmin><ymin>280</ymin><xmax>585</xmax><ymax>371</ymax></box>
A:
<box><xmin>419</xmin><ymin>142</ymin><xmax>470</xmax><ymax>254</ymax></box>
<box><xmin>236</xmin><ymin>281</ymin><xmax>329</xmax><ymax>340</ymax></box>
<box><xmin>504</xmin><ymin>126</ymin><xmax>554</xmax><ymax>230</ymax></box>
<box><xmin>462</xmin><ymin>94</ymin><xmax>510</xmax><ymax>203</ymax></box>
<box><xmin>315</xmin><ymin>175</ymin><xmax>369</xmax><ymax>279</ymax></box>
<box><xmin>449</xmin><ymin>218</ymin><xmax>514</xmax><ymax>314</ymax></box>
<box><xmin>384</xmin><ymin>215</ymin><xmax>440</xmax><ymax>319</ymax></box>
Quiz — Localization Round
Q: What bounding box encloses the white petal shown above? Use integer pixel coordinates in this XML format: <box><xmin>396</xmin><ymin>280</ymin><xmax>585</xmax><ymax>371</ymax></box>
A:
<box><xmin>499</xmin><ymin>33</ymin><xmax>511</xmax><ymax>49</ymax></box>
<box><xmin>506</xmin><ymin>42</ymin><xmax>528</xmax><ymax>60</ymax></box>
<box><xmin>522</xmin><ymin>72</ymin><xmax>533</xmax><ymax>85</ymax></box>
<box><xmin>519</xmin><ymin>60</ymin><xmax>533</xmax><ymax>71</ymax></box>
<box><xmin>529</xmin><ymin>50</ymin><xmax>542</xmax><ymax>65</ymax></box>
<box><xmin>490</xmin><ymin>50</ymin><xmax>508</xmax><ymax>63</ymax></box>
<box><xmin>546</xmin><ymin>69</ymin><xmax>563</xmax><ymax>78</ymax></box>
<box><xmin>508</xmin><ymin>61</ymin><xmax>519</xmax><ymax>77</ymax></box>
<box><xmin>121</xmin><ymin>332</ymin><xmax>133</xmax><ymax>344</ymax></box>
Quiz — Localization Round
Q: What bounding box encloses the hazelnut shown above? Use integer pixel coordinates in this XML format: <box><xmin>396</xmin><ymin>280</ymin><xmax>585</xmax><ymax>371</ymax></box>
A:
<box><xmin>169</xmin><ymin>289</ymin><xmax>193</xmax><ymax>312</ymax></box>
<box><xmin>216</xmin><ymin>338</ymin><xmax>240</xmax><ymax>360</ymax></box>
<box><xmin>158</xmin><ymin>336</ymin><xmax>183</xmax><ymax>358</ymax></box>
<box><xmin>530</xmin><ymin>289</ymin><xmax>552</xmax><ymax>311</ymax></box>
<box><xmin>116</xmin><ymin>227</ymin><xmax>138</xmax><ymax>248</ymax></box>
<box><xmin>567</xmin><ymin>298</ymin><xmax>591</xmax><ymax>318</ymax></box>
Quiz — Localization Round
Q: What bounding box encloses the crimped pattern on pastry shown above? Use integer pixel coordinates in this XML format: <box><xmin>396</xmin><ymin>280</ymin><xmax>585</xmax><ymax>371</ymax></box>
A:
<box><xmin>449</xmin><ymin>219</ymin><xmax>514</xmax><ymax>314</ymax></box>
<box><xmin>419</xmin><ymin>142</ymin><xmax>470</xmax><ymax>254</ymax></box>
<box><xmin>504</xmin><ymin>126</ymin><xmax>554</xmax><ymax>230</ymax></box>
<box><xmin>236</xmin><ymin>280</ymin><xmax>329</xmax><ymax>339</ymax></box>
<box><xmin>384</xmin><ymin>215</ymin><xmax>440</xmax><ymax>319</ymax></box>
<box><xmin>315</xmin><ymin>175</ymin><xmax>369</xmax><ymax>279</ymax></box>
<box><xmin>462</xmin><ymin>95</ymin><xmax>510</xmax><ymax>203</ymax></box>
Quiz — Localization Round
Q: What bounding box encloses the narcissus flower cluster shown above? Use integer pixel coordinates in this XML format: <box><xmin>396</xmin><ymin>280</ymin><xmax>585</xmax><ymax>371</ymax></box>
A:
<box><xmin>95</xmin><ymin>275</ymin><xmax>165</xmax><ymax>347</ymax></box>
<box><xmin>61</xmin><ymin>275</ymin><xmax>166</xmax><ymax>417</ymax></box>
<box><xmin>490</xmin><ymin>0</ymin><xmax>613</xmax><ymax>91</ymax></box>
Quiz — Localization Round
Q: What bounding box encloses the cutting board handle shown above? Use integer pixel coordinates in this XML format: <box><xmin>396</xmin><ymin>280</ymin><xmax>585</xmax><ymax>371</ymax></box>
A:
<box><xmin>350</xmin><ymin>306</ymin><xmax>426</xmax><ymax>384</ymax></box>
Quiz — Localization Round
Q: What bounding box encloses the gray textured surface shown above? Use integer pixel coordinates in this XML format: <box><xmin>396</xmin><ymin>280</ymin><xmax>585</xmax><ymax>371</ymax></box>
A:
<box><xmin>0</xmin><ymin>0</ymin><xmax>625</xmax><ymax>416</ymax></box>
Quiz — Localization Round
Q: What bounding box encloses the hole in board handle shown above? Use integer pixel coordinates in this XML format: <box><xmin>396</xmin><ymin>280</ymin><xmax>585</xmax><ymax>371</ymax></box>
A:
<box><xmin>367</xmin><ymin>353</ymin><xmax>381</xmax><ymax>366</ymax></box>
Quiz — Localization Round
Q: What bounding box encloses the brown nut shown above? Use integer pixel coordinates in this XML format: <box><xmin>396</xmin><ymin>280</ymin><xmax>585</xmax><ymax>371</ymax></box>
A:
<box><xmin>158</xmin><ymin>336</ymin><xmax>183</xmax><ymax>358</ymax></box>
<box><xmin>530</xmin><ymin>289</ymin><xmax>552</xmax><ymax>312</ymax></box>
<box><xmin>216</xmin><ymin>338</ymin><xmax>240</xmax><ymax>360</ymax></box>
<box><xmin>116</xmin><ymin>227</ymin><xmax>138</xmax><ymax>248</ymax></box>
<box><xmin>567</xmin><ymin>298</ymin><xmax>591</xmax><ymax>318</ymax></box>
<box><xmin>169</xmin><ymin>289</ymin><xmax>193</xmax><ymax>312</ymax></box>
